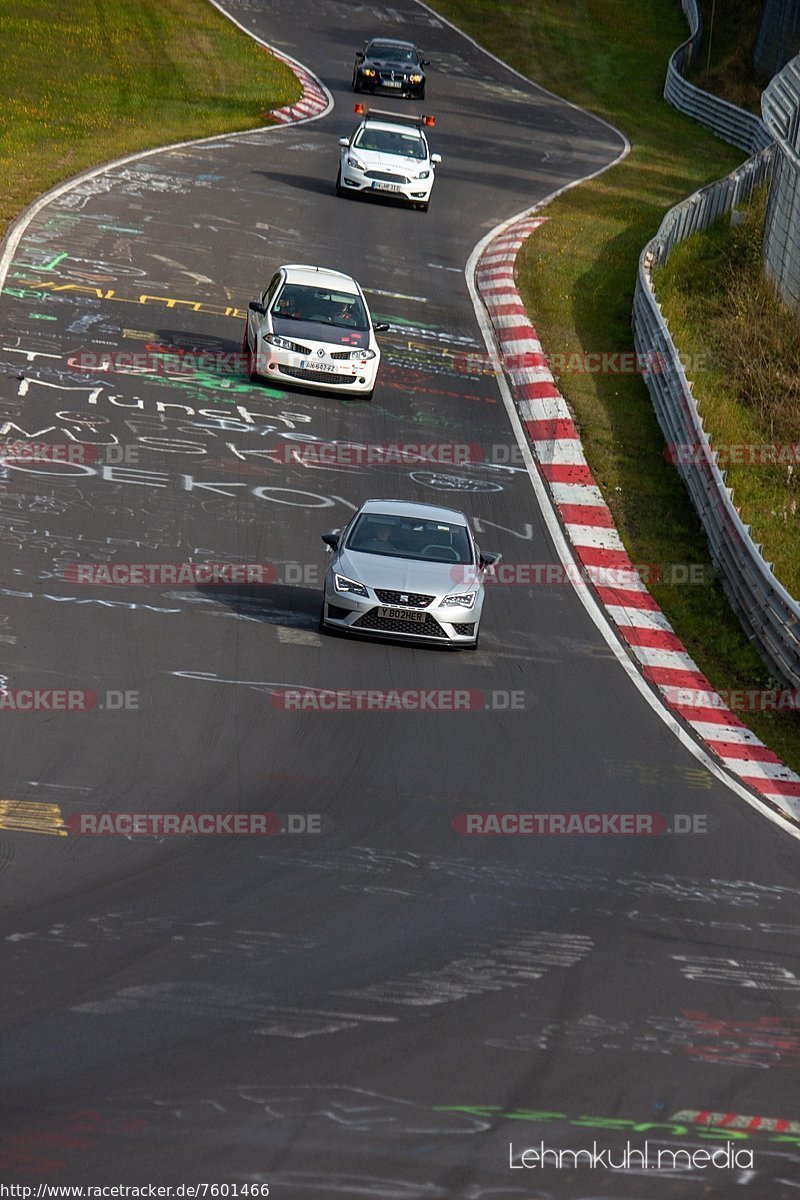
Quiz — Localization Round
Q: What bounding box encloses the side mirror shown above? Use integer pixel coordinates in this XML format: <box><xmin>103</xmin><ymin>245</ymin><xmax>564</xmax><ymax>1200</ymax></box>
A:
<box><xmin>374</xmin><ymin>322</ymin><xmax>390</xmax><ymax>332</ymax></box>
<box><xmin>422</xmin><ymin>59</ymin><xmax>431</xmax><ymax>66</ymax></box>
<box><xmin>321</xmin><ymin>532</ymin><xmax>340</xmax><ymax>550</ymax></box>
<box><xmin>479</xmin><ymin>552</ymin><xmax>499</xmax><ymax>569</ymax></box>
<box><xmin>431</xmin><ymin>153</ymin><xmax>442</xmax><ymax>165</ymax></box>
<box><xmin>355</xmin><ymin>51</ymin><xmax>365</xmax><ymax>60</ymax></box>
<box><xmin>339</xmin><ymin>137</ymin><xmax>349</xmax><ymax>148</ymax></box>
<box><xmin>248</xmin><ymin>301</ymin><xmax>267</xmax><ymax>315</ymax></box>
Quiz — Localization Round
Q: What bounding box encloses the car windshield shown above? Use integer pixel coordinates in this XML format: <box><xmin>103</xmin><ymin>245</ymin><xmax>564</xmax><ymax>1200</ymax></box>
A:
<box><xmin>368</xmin><ymin>43</ymin><xmax>418</xmax><ymax>63</ymax></box>
<box><xmin>346</xmin><ymin>515</ymin><xmax>473</xmax><ymax>564</ymax></box>
<box><xmin>354</xmin><ymin>128</ymin><xmax>426</xmax><ymax>159</ymax></box>
<box><xmin>272</xmin><ymin>284</ymin><xmax>368</xmax><ymax>330</ymax></box>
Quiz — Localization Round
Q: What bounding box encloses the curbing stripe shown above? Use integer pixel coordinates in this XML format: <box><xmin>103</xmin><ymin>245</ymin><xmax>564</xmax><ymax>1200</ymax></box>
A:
<box><xmin>472</xmin><ymin>205</ymin><xmax>800</xmax><ymax>823</ymax></box>
<box><xmin>559</xmin><ymin>503</ymin><xmax>616</xmax><ymax>528</ymax></box>
<box><xmin>691</xmin><ymin>722</ymin><xmax>763</xmax><ymax>743</ymax></box>
<box><xmin>620</xmin><ymin>626</ymin><xmax>690</xmax><ymax>652</ymax></box>
<box><xmin>566</xmin><ymin>526</ymin><xmax>627</xmax><ymax>551</ymax></box>
<box><xmin>550</xmin><ymin>483</ymin><xmax>606</xmax><ymax>506</ymax></box>
<box><xmin>605</xmin><ymin>606</ymin><xmax>675</xmax><ymax>632</ymax></box>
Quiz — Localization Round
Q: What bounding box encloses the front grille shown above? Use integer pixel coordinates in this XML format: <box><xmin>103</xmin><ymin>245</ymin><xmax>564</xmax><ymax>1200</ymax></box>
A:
<box><xmin>354</xmin><ymin>611</ymin><xmax>447</xmax><ymax>638</ymax></box>
<box><xmin>330</xmin><ymin>349</ymin><xmax>355</xmax><ymax>360</ymax></box>
<box><xmin>374</xmin><ymin>589</ymin><xmax>434</xmax><ymax>608</ymax></box>
<box><xmin>379</xmin><ymin>72</ymin><xmax>408</xmax><ymax>83</ymax></box>
<box><xmin>278</xmin><ymin>366</ymin><xmax>356</xmax><ymax>385</ymax></box>
<box><xmin>365</xmin><ymin>170</ymin><xmax>409</xmax><ymax>184</ymax></box>
<box><xmin>451</xmin><ymin>623</ymin><xmax>476</xmax><ymax>636</ymax></box>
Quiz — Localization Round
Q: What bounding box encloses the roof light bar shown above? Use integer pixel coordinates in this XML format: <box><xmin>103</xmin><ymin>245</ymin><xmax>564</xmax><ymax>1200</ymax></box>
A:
<box><xmin>353</xmin><ymin>104</ymin><xmax>436</xmax><ymax>129</ymax></box>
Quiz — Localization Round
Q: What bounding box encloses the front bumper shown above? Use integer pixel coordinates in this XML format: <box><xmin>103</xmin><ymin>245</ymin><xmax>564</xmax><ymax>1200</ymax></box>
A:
<box><xmin>340</xmin><ymin>164</ymin><xmax>434</xmax><ymax>204</ymax></box>
<box><xmin>356</xmin><ymin>75</ymin><xmax>424</xmax><ymax>97</ymax></box>
<box><xmin>253</xmin><ymin>344</ymin><xmax>378</xmax><ymax>396</ymax></box>
<box><xmin>321</xmin><ymin>583</ymin><xmax>480</xmax><ymax>646</ymax></box>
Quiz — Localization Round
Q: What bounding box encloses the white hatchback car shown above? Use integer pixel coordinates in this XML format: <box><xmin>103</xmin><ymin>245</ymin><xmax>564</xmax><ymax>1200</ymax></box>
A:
<box><xmin>336</xmin><ymin>106</ymin><xmax>441</xmax><ymax>212</ymax></box>
<box><xmin>243</xmin><ymin>264</ymin><xmax>388</xmax><ymax>400</ymax></box>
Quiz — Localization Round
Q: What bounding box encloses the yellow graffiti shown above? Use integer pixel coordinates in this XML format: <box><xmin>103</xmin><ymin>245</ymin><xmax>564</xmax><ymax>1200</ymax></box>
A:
<box><xmin>0</xmin><ymin>800</ymin><xmax>68</xmax><ymax>836</ymax></box>
<box><xmin>9</xmin><ymin>279</ymin><xmax>246</xmax><ymax>320</ymax></box>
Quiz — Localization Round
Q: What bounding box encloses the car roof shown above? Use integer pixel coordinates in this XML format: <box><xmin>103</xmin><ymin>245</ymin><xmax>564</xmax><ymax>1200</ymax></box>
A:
<box><xmin>358</xmin><ymin>499</ymin><xmax>470</xmax><ymax>525</ymax></box>
<box><xmin>279</xmin><ymin>264</ymin><xmax>360</xmax><ymax>294</ymax></box>
<box><xmin>358</xmin><ymin>119</ymin><xmax>426</xmax><ymax>136</ymax></box>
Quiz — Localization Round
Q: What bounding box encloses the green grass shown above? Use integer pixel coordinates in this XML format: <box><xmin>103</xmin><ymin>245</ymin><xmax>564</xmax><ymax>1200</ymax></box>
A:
<box><xmin>688</xmin><ymin>0</ymin><xmax>775</xmax><ymax>112</ymax></box>
<box><xmin>0</xmin><ymin>0</ymin><xmax>302</xmax><ymax>238</ymax></box>
<box><xmin>427</xmin><ymin>0</ymin><xmax>800</xmax><ymax>765</ymax></box>
<box><xmin>655</xmin><ymin>188</ymin><xmax>800</xmax><ymax>597</ymax></box>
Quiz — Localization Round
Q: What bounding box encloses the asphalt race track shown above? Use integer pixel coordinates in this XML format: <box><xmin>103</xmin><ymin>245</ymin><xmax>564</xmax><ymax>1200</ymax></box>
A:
<box><xmin>2</xmin><ymin>0</ymin><xmax>800</xmax><ymax>1195</ymax></box>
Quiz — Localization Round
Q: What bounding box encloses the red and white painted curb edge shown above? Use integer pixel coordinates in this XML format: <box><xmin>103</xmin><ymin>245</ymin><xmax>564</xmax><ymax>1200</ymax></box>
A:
<box><xmin>475</xmin><ymin>213</ymin><xmax>800</xmax><ymax>821</ymax></box>
<box><xmin>267</xmin><ymin>50</ymin><xmax>330</xmax><ymax>123</ymax></box>
<box><xmin>205</xmin><ymin>0</ymin><xmax>332</xmax><ymax>124</ymax></box>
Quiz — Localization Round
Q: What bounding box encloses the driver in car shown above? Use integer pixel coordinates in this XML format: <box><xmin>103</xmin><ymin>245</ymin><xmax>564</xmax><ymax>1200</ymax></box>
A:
<box><xmin>275</xmin><ymin>291</ymin><xmax>308</xmax><ymax>320</ymax></box>
<box><xmin>358</xmin><ymin>522</ymin><xmax>401</xmax><ymax>552</ymax></box>
<box><xmin>331</xmin><ymin>299</ymin><xmax>357</xmax><ymax>325</ymax></box>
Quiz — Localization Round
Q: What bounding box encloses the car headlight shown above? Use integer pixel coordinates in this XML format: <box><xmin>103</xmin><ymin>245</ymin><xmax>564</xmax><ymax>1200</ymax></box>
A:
<box><xmin>266</xmin><ymin>334</ymin><xmax>307</xmax><ymax>353</ymax></box>
<box><xmin>439</xmin><ymin>592</ymin><xmax>476</xmax><ymax>609</ymax></box>
<box><xmin>334</xmin><ymin>573</ymin><xmax>369</xmax><ymax>597</ymax></box>
<box><xmin>347</xmin><ymin>155</ymin><xmax>367</xmax><ymax>171</ymax></box>
<box><xmin>361</xmin><ymin>68</ymin><xmax>376</xmax><ymax>77</ymax></box>
<box><xmin>409</xmin><ymin>74</ymin><xmax>423</xmax><ymax>82</ymax></box>
<box><xmin>416</xmin><ymin>169</ymin><xmax>431</xmax><ymax>179</ymax></box>
<box><xmin>346</xmin><ymin>348</ymin><xmax>376</xmax><ymax>360</ymax></box>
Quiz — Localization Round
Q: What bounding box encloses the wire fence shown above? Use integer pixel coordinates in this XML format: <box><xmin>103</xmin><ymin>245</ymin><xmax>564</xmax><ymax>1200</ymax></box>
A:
<box><xmin>632</xmin><ymin>11</ymin><xmax>800</xmax><ymax>687</ymax></box>
<box><xmin>664</xmin><ymin>0</ymin><xmax>773</xmax><ymax>153</ymax></box>
<box><xmin>762</xmin><ymin>55</ymin><xmax>800</xmax><ymax>310</ymax></box>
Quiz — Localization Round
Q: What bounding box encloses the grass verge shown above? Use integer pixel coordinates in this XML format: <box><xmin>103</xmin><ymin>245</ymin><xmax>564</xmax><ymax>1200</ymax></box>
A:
<box><xmin>654</xmin><ymin>188</ymin><xmax>800</xmax><ymax>596</ymax></box>
<box><xmin>687</xmin><ymin>0</ymin><xmax>766</xmax><ymax>113</ymax></box>
<box><xmin>0</xmin><ymin>0</ymin><xmax>302</xmax><ymax>238</ymax></box>
<box><xmin>427</xmin><ymin>0</ymin><xmax>800</xmax><ymax>765</ymax></box>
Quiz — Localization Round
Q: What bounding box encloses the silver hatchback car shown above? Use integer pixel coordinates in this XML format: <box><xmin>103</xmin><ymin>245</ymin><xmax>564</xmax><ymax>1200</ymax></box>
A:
<box><xmin>320</xmin><ymin>499</ymin><xmax>498</xmax><ymax>648</ymax></box>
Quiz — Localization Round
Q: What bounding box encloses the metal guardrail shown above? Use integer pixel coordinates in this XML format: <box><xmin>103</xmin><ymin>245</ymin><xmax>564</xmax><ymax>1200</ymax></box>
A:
<box><xmin>631</xmin><ymin>7</ymin><xmax>800</xmax><ymax>687</ymax></box>
<box><xmin>762</xmin><ymin>56</ymin><xmax>800</xmax><ymax>309</ymax></box>
<box><xmin>664</xmin><ymin>0</ymin><xmax>773</xmax><ymax>153</ymax></box>
<box><xmin>633</xmin><ymin>148</ymin><xmax>800</xmax><ymax>690</ymax></box>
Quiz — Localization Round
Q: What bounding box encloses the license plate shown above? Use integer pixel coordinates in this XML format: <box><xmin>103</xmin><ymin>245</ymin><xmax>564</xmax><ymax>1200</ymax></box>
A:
<box><xmin>300</xmin><ymin>359</ymin><xmax>337</xmax><ymax>372</ymax></box>
<box><xmin>377</xmin><ymin>607</ymin><xmax>426</xmax><ymax>623</ymax></box>
<box><xmin>371</xmin><ymin>181</ymin><xmax>402</xmax><ymax>192</ymax></box>
<box><xmin>383</xmin><ymin>80</ymin><xmax>402</xmax><ymax>88</ymax></box>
